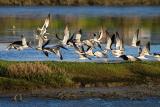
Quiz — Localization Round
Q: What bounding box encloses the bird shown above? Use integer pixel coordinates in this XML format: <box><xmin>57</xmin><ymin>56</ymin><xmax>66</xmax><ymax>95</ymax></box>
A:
<box><xmin>36</xmin><ymin>13</ymin><xmax>51</xmax><ymax>36</ymax></box>
<box><xmin>111</xmin><ymin>32</ymin><xmax>124</xmax><ymax>57</ymax></box>
<box><xmin>13</xmin><ymin>94</ymin><xmax>23</xmax><ymax>102</ymax></box>
<box><xmin>91</xmin><ymin>27</ymin><xmax>106</xmax><ymax>50</ymax></box>
<box><xmin>74</xmin><ymin>29</ymin><xmax>82</xmax><ymax>44</ymax></box>
<box><xmin>36</xmin><ymin>34</ymin><xmax>48</xmax><ymax>50</ymax></box>
<box><xmin>120</xmin><ymin>41</ymin><xmax>152</xmax><ymax>61</ymax></box>
<box><xmin>97</xmin><ymin>27</ymin><xmax>105</xmax><ymax>42</ymax></box>
<box><xmin>72</xmin><ymin>41</ymin><xmax>91</xmax><ymax>60</ymax></box>
<box><xmin>93</xmin><ymin>50</ymin><xmax>108</xmax><ymax>58</ymax></box>
<box><xmin>104</xmin><ymin>30</ymin><xmax>114</xmax><ymax>50</ymax></box>
<box><xmin>34</xmin><ymin>14</ymin><xmax>51</xmax><ymax>50</ymax></box>
<box><xmin>55</xmin><ymin>25</ymin><xmax>70</xmax><ymax>45</ymax></box>
<box><xmin>119</xmin><ymin>54</ymin><xmax>141</xmax><ymax>61</ymax></box>
<box><xmin>137</xmin><ymin>42</ymin><xmax>151</xmax><ymax>60</ymax></box>
<box><xmin>153</xmin><ymin>53</ymin><xmax>160</xmax><ymax>58</ymax></box>
<box><xmin>7</xmin><ymin>35</ymin><xmax>32</xmax><ymax>50</ymax></box>
<box><xmin>82</xmin><ymin>43</ymin><xmax>108</xmax><ymax>58</ymax></box>
<box><xmin>41</xmin><ymin>40</ymin><xmax>67</xmax><ymax>60</ymax></box>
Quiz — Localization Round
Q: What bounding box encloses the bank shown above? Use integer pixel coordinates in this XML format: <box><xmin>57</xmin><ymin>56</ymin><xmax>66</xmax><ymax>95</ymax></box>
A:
<box><xmin>0</xmin><ymin>0</ymin><xmax>160</xmax><ymax>6</ymax></box>
<box><xmin>0</xmin><ymin>61</ymin><xmax>160</xmax><ymax>99</ymax></box>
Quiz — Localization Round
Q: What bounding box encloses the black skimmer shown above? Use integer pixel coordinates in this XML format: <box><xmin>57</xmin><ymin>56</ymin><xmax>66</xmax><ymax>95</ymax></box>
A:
<box><xmin>36</xmin><ymin>34</ymin><xmax>48</xmax><ymax>50</ymax></box>
<box><xmin>104</xmin><ymin>30</ymin><xmax>114</xmax><ymax>50</ymax></box>
<box><xmin>154</xmin><ymin>53</ymin><xmax>160</xmax><ymax>58</ymax></box>
<box><xmin>120</xmin><ymin>41</ymin><xmax>151</xmax><ymax>61</ymax></box>
<box><xmin>119</xmin><ymin>55</ymin><xmax>141</xmax><ymax>61</ymax></box>
<box><xmin>72</xmin><ymin>41</ymin><xmax>91</xmax><ymax>60</ymax></box>
<box><xmin>137</xmin><ymin>42</ymin><xmax>151</xmax><ymax>60</ymax></box>
<box><xmin>41</xmin><ymin>40</ymin><xmax>67</xmax><ymax>60</ymax></box>
<box><xmin>82</xmin><ymin>33</ymin><xmax>102</xmax><ymax>51</ymax></box>
<box><xmin>55</xmin><ymin>25</ymin><xmax>70</xmax><ymax>45</ymax></box>
<box><xmin>36</xmin><ymin>13</ymin><xmax>51</xmax><ymax>36</ymax></box>
<box><xmin>7</xmin><ymin>35</ymin><xmax>32</xmax><ymax>50</ymax></box>
<box><xmin>111</xmin><ymin>32</ymin><xmax>125</xmax><ymax>57</ymax></box>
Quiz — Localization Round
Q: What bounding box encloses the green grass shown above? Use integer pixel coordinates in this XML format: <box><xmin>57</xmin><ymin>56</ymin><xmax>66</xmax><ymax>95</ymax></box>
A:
<box><xmin>0</xmin><ymin>61</ymin><xmax>160</xmax><ymax>90</ymax></box>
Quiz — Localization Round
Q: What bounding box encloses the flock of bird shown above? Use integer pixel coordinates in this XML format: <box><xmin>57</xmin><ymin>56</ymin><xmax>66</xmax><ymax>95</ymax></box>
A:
<box><xmin>6</xmin><ymin>14</ymin><xmax>160</xmax><ymax>62</ymax></box>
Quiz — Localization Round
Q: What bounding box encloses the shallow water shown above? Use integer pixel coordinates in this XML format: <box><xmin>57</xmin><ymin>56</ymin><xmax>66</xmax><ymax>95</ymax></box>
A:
<box><xmin>0</xmin><ymin>98</ymin><xmax>160</xmax><ymax>107</ymax></box>
<box><xmin>0</xmin><ymin>6</ymin><xmax>159</xmax><ymax>61</ymax></box>
<box><xmin>0</xmin><ymin>43</ymin><xmax>160</xmax><ymax>62</ymax></box>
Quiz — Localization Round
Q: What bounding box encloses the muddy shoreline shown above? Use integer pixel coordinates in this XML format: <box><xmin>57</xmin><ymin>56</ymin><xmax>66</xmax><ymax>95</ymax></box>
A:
<box><xmin>1</xmin><ymin>84</ymin><xmax>160</xmax><ymax>100</ymax></box>
<box><xmin>0</xmin><ymin>0</ymin><xmax>160</xmax><ymax>6</ymax></box>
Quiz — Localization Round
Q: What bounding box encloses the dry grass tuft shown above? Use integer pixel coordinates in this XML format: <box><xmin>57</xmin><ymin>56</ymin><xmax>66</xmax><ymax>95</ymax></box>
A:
<box><xmin>7</xmin><ymin>62</ymin><xmax>51</xmax><ymax>76</ymax></box>
<box><xmin>4</xmin><ymin>62</ymin><xmax>72</xmax><ymax>87</ymax></box>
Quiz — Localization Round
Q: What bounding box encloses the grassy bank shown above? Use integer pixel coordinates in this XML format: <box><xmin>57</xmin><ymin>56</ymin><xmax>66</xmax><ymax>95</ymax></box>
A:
<box><xmin>0</xmin><ymin>0</ymin><xmax>160</xmax><ymax>6</ymax></box>
<box><xmin>0</xmin><ymin>61</ymin><xmax>160</xmax><ymax>91</ymax></box>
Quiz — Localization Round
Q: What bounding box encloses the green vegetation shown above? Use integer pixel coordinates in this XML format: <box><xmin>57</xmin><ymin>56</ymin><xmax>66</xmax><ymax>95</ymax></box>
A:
<box><xmin>0</xmin><ymin>61</ymin><xmax>160</xmax><ymax>91</ymax></box>
<box><xmin>0</xmin><ymin>0</ymin><xmax>160</xmax><ymax>6</ymax></box>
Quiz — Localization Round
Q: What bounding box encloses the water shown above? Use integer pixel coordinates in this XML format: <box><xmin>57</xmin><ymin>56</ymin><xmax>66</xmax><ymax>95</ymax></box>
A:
<box><xmin>0</xmin><ymin>98</ymin><xmax>160</xmax><ymax>107</ymax></box>
<box><xmin>0</xmin><ymin>6</ymin><xmax>160</xmax><ymax>61</ymax></box>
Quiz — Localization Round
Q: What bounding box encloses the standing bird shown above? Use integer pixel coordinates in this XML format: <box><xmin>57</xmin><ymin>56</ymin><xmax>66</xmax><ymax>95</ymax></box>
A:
<box><xmin>7</xmin><ymin>35</ymin><xmax>32</xmax><ymax>50</ymax></box>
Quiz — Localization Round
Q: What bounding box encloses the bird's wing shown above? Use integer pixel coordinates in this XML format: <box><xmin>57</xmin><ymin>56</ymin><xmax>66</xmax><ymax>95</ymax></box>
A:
<box><xmin>56</xmin><ymin>44</ymin><xmax>68</xmax><ymax>50</ymax></box>
<box><xmin>67</xmin><ymin>33</ymin><xmax>75</xmax><ymax>44</ymax></box>
<box><xmin>42</xmin><ymin>39</ymin><xmax>50</xmax><ymax>49</ymax></box>
<box><xmin>104</xmin><ymin>30</ymin><xmax>112</xmax><ymax>50</ymax></box>
<box><xmin>37</xmin><ymin>36</ymin><xmax>44</xmax><ymax>49</ymax></box>
<box><xmin>146</xmin><ymin>41</ymin><xmax>150</xmax><ymax>52</ymax></box>
<box><xmin>115</xmin><ymin>32</ymin><xmax>121</xmax><ymax>50</ymax></box>
<box><xmin>132</xmin><ymin>29</ymin><xmax>140</xmax><ymax>46</ymax></box>
<box><xmin>75</xmin><ymin>33</ymin><xmax>81</xmax><ymax>42</ymax></box>
<box><xmin>58</xmin><ymin>51</ymin><xmax>63</xmax><ymax>60</ymax></box>
<box><xmin>98</xmin><ymin>27</ymin><xmax>103</xmax><ymax>41</ymax></box>
<box><xmin>132</xmin><ymin>34</ymin><xmax>137</xmax><ymax>46</ymax></box>
<box><xmin>42</xmin><ymin>13</ymin><xmax>50</xmax><ymax>30</ymax></box>
<box><xmin>105</xmin><ymin>37</ymin><xmax>112</xmax><ymax>50</ymax></box>
<box><xmin>43</xmin><ymin>50</ymin><xmax>49</xmax><ymax>57</ymax></box>
<box><xmin>55</xmin><ymin>34</ymin><xmax>63</xmax><ymax>40</ymax></box>
<box><xmin>62</xmin><ymin>26</ymin><xmax>70</xmax><ymax>44</ymax></box>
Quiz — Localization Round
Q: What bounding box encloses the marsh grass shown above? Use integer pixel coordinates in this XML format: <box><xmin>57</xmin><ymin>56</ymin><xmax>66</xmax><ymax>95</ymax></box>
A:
<box><xmin>1</xmin><ymin>62</ymin><xmax>72</xmax><ymax>88</ymax></box>
<box><xmin>0</xmin><ymin>61</ymin><xmax>160</xmax><ymax>90</ymax></box>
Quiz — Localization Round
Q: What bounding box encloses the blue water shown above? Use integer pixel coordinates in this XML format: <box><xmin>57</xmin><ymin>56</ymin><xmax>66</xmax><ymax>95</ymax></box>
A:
<box><xmin>0</xmin><ymin>43</ymin><xmax>159</xmax><ymax>62</ymax></box>
<box><xmin>0</xmin><ymin>98</ymin><xmax>160</xmax><ymax>107</ymax></box>
<box><xmin>0</xmin><ymin>6</ymin><xmax>160</xmax><ymax>17</ymax></box>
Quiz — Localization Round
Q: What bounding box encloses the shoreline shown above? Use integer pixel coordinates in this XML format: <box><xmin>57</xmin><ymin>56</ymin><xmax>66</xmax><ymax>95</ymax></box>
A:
<box><xmin>0</xmin><ymin>1</ymin><xmax>159</xmax><ymax>6</ymax></box>
<box><xmin>0</xmin><ymin>0</ymin><xmax>160</xmax><ymax>6</ymax></box>
<box><xmin>1</xmin><ymin>84</ymin><xmax>160</xmax><ymax>100</ymax></box>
